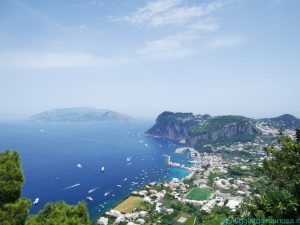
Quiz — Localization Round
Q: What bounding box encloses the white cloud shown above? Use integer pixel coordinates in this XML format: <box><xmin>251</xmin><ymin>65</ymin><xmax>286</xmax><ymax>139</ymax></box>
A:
<box><xmin>120</xmin><ymin>0</ymin><xmax>226</xmax><ymax>27</ymax></box>
<box><xmin>120</xmin><ymin>0</ymin><xmax>182</xmax><ymax>26</ymax></box>
<box><xmin>121</xmin><ymin>0</ymin><xmax>246</xmax><ymax>60</ymax></box>
<box><xmin>0</xmin><ymin>52</ymin><xmax>131</xmax><ymax>69</ymax></box>
<box><xmin>123</xmin><ymin>0</ymin><xmax>233</xmax><ymax>60</ymax></box>
<box><xmin>138</xmin><ymin>30</ymin><xmax>200</xmax><ymax>59</ymax></box>
<box><xmin>188</xmin><ymin>19</ymin><xmax>219</xmax><ymax>32</ymax></box>
<box><xmin>136</xmin><ymin>17</ymin><xmax>220</xmax><ymax>59</ymax></box>
<box><xmin>208</xmin><ymin>35</ymin><xmax>248</xmax><ymax>48</ymax></box>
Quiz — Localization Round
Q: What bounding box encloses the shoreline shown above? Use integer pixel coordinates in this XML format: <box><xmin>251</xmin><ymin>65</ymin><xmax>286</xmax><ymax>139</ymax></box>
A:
<box><xmin>94</xmin><ymin>144</ymin><xmax>194</xmax><ymax>222</ymax></box>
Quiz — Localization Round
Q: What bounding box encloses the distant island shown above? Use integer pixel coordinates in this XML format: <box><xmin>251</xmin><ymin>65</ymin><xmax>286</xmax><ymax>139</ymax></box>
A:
<box><xmin>146</xmin><ymin>111</ymin><xmax>300</xmax><ymax>149</ymax></box>
<box><xmin>30</xmin><ymin>107</ymin><xmax>133</xmax><ymax>122</ymax></box>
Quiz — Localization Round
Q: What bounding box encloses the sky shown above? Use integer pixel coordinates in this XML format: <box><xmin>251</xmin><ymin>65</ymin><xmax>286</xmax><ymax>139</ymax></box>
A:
<box><xmin>0</xmin><ymin>0</ymin><xmax>299</xmax><ymax>119</ymax></box>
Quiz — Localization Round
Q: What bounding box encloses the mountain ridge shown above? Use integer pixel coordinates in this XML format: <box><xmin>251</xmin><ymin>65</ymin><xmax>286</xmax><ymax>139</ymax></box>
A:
<box><xmin>30</xmin><ymin>107</ymin><xmax>133</xmax><ymax>122</ymax></box>
<box><xmin>146</xmin><ymin>111</ymin><xmax>300</xmax><ymax>149</ymax></box>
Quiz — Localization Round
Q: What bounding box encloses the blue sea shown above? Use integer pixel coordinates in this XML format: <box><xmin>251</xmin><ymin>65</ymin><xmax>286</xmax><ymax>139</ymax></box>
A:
<box><xmin>0</xmin><ymin>121</ymin><xmax>190</xmax><ymax>221</ymax></box>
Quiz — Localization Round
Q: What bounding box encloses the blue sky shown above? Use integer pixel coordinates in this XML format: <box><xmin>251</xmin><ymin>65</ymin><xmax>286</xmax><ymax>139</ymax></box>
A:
<box><xmin>0</xmin><ymin>0</ymin><xmax>299</xmax><ymax>119</ymax></box>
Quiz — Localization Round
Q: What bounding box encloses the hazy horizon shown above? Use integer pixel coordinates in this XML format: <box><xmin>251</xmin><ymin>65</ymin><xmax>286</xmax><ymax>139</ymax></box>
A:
<box><xmin>0</xmin><ymin>106</ymin><xmax>299</xmax><ymax>122</ymax></box>
<box><xmin>1</xmin><ymin>0</ymin><xmax>299</xmax><ymax>119</ymax></box>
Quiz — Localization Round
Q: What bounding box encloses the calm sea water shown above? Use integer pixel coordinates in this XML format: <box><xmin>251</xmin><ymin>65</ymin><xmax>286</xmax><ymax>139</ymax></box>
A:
<box><xmin>0</xmin><ymin>121</ymin><xmax>190</xmax><ymax>220</ymax></box>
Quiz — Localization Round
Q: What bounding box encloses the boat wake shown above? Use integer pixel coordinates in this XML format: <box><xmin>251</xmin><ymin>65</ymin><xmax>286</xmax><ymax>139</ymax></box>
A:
<box><xmin>64</xmin><ymin>183</ymin><xmax>80</xmax><ymax>189</ymax></box>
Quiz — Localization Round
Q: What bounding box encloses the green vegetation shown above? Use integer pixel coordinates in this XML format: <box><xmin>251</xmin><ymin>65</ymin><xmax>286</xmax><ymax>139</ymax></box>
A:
<box><xmin>186</xmin><ymin>188</ymin><xmax>213</xmax><ymax>201</ymax></box>
<box><xmin>0</xmin><ymin>150</ymin><xmax>91</xmax><ymax>225</ymax></box>
<box><xmin>189</xmin><ymin>116</ymin><xmax>252</xmax><ymax>136</ymax></box>
<box><xmin>195</xmin><ymin>134</ymin><xmax>257</xmax><ymax>150</ymax></box>
<box><xmin>207</xmin><ymin>172</ymin><xmax>225</xmax><ymax>186</ymax></box>
<box><xmin>238</xmin><ymin>128</ymin><xmax>300</xmax><ymax>219</ymax></box>
<box><xmin>0</xmin><ymin>150</ymin><xmax>31</xmax><ymax>225</ymax></box>
<box><xmin>201</xmin><ymin>206</ymin><xmax>230</xmax><ymax>225</ymax></box>
<box><xmin>25</xmin><ymin>201</ymin><xmax>90</xmax><ymax>225</ymax></box>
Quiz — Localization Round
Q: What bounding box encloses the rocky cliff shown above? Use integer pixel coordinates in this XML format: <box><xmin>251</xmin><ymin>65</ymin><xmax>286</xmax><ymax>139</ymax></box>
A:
<box><xmin>145</xmin><ymin>111</ymin><xmax>258</xmax><ymax>147</ymax></box>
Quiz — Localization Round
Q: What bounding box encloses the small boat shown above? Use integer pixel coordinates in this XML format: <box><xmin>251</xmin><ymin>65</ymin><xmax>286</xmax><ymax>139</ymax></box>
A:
<box><xmin>101</xmin><ymin>167</ymin><xmax>105</xmax><ymax>172</ymax></box>
<box><xmin>86</xmin><ymin>196</ymin><xmax>93</xmax><ymax>201</ymax></box>
<box><xmin>33</xmin><ymin>198</ymin><xmax>39</xmax><ymax>205</ymax></box>
<box><xmin>123</xmin><ymin>178</ymin><xmax>128</xmax><ymax>182</ymax></box>
<box><xmin>104</xmin><ymin>191</ymin><xmax>110</xmax><ymax>196</ymax></box>
<box><xmin>77</xmin><ymin>164</ymin><xmax>82</xmax><ymax>168</ymax></box>
<box><xmin>88</xmin><ymin>187</ymin><xmax>97</xmax><ymax>194</ymax></box>
<box><xmin>126</xmin><ymin>157</ymin><xmax>131</xmax><ymax>162</ymax></box>
<box><xmin>116</xmin><ymin>185</ymin><xmax>122</xmax><ymax>188</ymax></box>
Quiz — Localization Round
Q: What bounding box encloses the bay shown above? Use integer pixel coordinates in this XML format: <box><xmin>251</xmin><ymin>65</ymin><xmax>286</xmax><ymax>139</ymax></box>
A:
<box><xmin>0</xmin><ymin>121</ymin><xmax>190</xmax><ymax>220</ymax></box>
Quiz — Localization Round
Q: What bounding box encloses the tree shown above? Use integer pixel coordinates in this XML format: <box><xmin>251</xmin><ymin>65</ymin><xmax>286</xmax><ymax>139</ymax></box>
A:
<box><xmin>0</xmin><ymin>150</ymin><xmax>25</xmax><ymax>204</ymax></box>
<box><xmin>0</xmin><ymin>150</ymin><xmax>31</xmax><ymax>225</ymax></box>
<box><xmin>0</xmin><ymin>199</ymin><xmax>31</xmax><ymax>225</ymax></box>
<box><xmin>296</xmin><ymin>127</ymin><xmax>300</xmax><ymax>143</ymax></box>
<box><xmin>239</xmin><ymin>129</ymin><xmax>300</xmax><ymax>219</ymax></box>
<box><xmin>25</xmin><ymin>201</ymin><xmax>90</xmax><ymax>225</ymax></box>
<box><xmin>0</xmin><ymin>150</ymin><xmax>91</xmax><ymax>225</ymax></box>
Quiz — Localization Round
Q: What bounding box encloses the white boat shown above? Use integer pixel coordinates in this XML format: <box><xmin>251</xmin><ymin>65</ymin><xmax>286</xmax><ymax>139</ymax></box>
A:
<box><xmin>123</xmin><ymin>178</ymin><xmax>128</xmax><ymax>182</ymax></box>
<box><xmin>77</xmin><ymin>164</ymin><xmax>82</xmax><ymax>168</ymax></box>
<box><xmin>88</xmin><ymin>188</ymin><xmax>97</xmax><ymax>194</ymax></box>
<box><xmin>33</xmin><ymin>198</ymin><xmax>39</xmax><ymax>205</ymax></box>
<box><xmin>126</xmin><ymin>157</ymin><xmax>131</xmax><ymax>162</ymax></box>
<box><xmin>86</xmin><ymin>196</ymin><xmax>93</xmax><ymax>201</ymax></box>
<box><xmin>116</xmin><ymin>185</ymin><xmax>122</xmax><ymax>188</ymax></box>
<box><xmin>101</xmin><ymin>167</ymin><xmax>105</xmax><ymax>172</ymax></box>
<box><xmin>104</xmin><ymin>191</ymin><xmax>110</xmax><ymax>196</ymax></box>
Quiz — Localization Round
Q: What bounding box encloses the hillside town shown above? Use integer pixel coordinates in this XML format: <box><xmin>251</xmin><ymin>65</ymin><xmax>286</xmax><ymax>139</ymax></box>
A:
<box><xmin>96</xmin><ymin>125</ymin><xmax>296</xmax><ymax>225</ymax></box>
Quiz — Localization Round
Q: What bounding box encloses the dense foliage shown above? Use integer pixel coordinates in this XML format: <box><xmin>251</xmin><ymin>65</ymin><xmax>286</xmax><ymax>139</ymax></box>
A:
<box><xmin>189</xmin><ymin>116</ymin><xmax>253</xmax><ymax>135</ymax></box>
<box><xmin>25</xmin><ymin>201</ymin><xmax>90</xmax><ymax>225</ymax></box>
<box><xmin>0</xmin><ymin>150</ymin><xmax>90</xmax><ymax>225</ymax></box>
<box><xmin>0</xmin><ymin>151</ymin><xmax>25</xmax><ymax>204</ymax></box>
<box><xmin>0</xmin><ymin>150</ymin><xmax>31</xmax><ymax>225</ymax></box>
<box><xmin>239</xmin><ymin>128</ymin><xmax>300</xmax><ymax>219</ymax></box>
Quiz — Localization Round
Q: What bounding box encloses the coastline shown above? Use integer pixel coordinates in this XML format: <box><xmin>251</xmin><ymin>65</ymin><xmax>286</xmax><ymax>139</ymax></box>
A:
<box><xmin>94</xmin><ymin>144</ymin><xmax>194</xmax><ymax>222</ymax></box>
